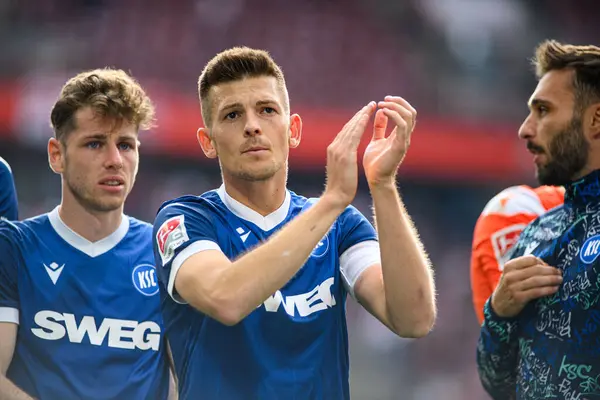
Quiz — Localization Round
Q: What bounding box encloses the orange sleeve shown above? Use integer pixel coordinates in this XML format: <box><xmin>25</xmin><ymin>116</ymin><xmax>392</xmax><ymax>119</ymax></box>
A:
<box><xmin>470</xmin><ymin>185</ymin><xmax>564</xmax><ymax>324</ymax></box>
<box><xmin>470</xmin><ymin>213</ymin><xmax>537</xmax><ymax>325</ymax></box>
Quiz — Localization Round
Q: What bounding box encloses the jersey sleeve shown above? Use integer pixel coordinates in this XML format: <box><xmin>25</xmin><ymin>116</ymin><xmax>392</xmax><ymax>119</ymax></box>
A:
<box><xmin>470</xmin><ymin>186</ymin><xmax>545</xmax><ymax>325</ymax></box>
<box><xmin>0</xmin><ymin>220</ymin><xmax>20</xmax><ymax>324</ymax></box>
<box><xmin>0</xmin><ymin>158</ymin><xmax>18</xmax><ymax>221</ymax></box>
<box><xmin>153</xmin><ymin>202</ymin><xmax>222</xmax><ymax>304</ymax></box>
<box><xmin>336</xmin><ymin>205</ymin><xmax>380</xmax><ymax>298</ymax></box>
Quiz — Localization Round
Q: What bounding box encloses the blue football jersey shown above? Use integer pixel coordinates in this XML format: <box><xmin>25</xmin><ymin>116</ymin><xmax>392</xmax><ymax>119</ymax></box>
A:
<box><xmin>153</xmin><ymin>186</ymin><xmax>380</xmax><ymax>400</ymax></box>
<box><xmin>0</xmin><ymin>207</ymin><xmax>170</xmax><ymax>400</ymax></box>
<box><xmin>0</xmin><ymin>157</ymin><xmax>18</xmax><ymax>220</ymax></box>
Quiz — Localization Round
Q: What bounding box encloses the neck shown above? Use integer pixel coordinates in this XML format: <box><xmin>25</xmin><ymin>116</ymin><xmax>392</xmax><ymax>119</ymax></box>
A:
<box><xmin>222</xmin><ymin>171</ymin><xmax>288</xmax><ymax>217</ymax></box>
<box><xmin>59</xmin><ymin>193</ymin><xmax>124</xmax><ymax>243</ymax></box>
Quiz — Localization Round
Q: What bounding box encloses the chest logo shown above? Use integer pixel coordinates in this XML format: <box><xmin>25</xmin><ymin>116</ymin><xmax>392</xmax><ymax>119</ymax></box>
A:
<box><xmin>132</xmin><ymin>264</ymin><xmax>159</xmax><ymax>296</ymax></box>
<box><xmin>580</xmin><ymin>234</ymin><xmax>600</xmax><ymax>264</ymax></box>
<box><xmin>311</xmin><ymin>235</ymin><xmax>330</xmax><ymax>258</ymax></box>
<box><xmin>43</xmin><ymin>262</ymin><xmax>65</xmax><ymax>285</ymax></box>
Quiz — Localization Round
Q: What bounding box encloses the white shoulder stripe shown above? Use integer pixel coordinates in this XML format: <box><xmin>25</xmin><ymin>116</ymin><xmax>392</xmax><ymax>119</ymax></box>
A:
<box><xmin>0</xmin><ymin>307</ymin><xmax>19</xmax><ymax>324</ymax></box>
<box><xmin>339</xmin><ymin>240</ymin><xmax>381</xmax><ymax>299</ymax></box>
<box><xmin>167</xmin><ymin>240</ymin><xmax>222</xmax><ymax>304</ymax></box>
<box><xmin>0</xmin><ymin>157</ymin><xmax>12</xmax><ymax>174</ymax></box>
<box><xmin>481</xmin><ymin>186</ymin><xmax>546</xmax><ymax>217</ymax></box>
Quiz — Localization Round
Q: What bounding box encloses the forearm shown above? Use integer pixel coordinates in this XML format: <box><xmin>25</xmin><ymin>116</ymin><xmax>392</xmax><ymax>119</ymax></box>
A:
<box><xmin>370</xmin><ymin>182</ymin><xmax>435</xmax><ymax>335</ymax></box>
<box><xmin>477</xmin><ymin>299</ymin><xmax>519</xmax><ymax>399</ymax></box>
<box><xmin>216</xmin><ymin>196</ymin><xmax>344</xmax><ymax>321</ymax></box>
<box><xmin>0</xmin><ymin>375</ymin><xmax>34</xmax><ymax>400</ymax></box>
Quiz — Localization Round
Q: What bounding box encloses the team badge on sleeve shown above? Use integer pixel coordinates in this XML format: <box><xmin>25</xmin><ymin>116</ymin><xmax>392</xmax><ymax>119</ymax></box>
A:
<box><xmin>156</xmin><ymin>215</ymin><xmax>189</xmax><ymax>265</ymax></box>
<box><xmin>490</xmin><ymin>224</ymin><xmax>526</xmax><ymax>270</ymax></box>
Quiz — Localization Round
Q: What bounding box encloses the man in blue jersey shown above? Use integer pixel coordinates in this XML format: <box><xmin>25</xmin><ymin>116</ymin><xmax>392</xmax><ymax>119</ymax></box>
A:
<box><xmin>0</xmin><ymin>157</ymin><xmax>18</xmax><ymax>220</ymax></box>
<box><xmin>153</xmin><ymin>47</ymin><xmax>436</xmax><ymax>399</ymax></box>
<box><xmin>477</xmin><ymin>40</ymin><xmax>600</xmax><ymax>399</ymax></box>
<box><xmin>0</xmin><ymin>69</ymin><xmax>172</xmax><ymax>399</ymax></box>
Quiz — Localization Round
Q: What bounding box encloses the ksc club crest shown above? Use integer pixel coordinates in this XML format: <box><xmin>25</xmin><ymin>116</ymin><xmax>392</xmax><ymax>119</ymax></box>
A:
<box><xmin>312</xmin><ymin>235</ymin><xmax>330</xmax><ymax>258</ymax></box>
<box><xmin>132</xmin><ymin>264</ymin><xmax>159</xmax><ymax>296</ymax></box>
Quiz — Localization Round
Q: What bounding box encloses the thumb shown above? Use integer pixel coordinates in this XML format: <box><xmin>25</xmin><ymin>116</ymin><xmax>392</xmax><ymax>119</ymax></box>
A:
<box><xmin>372</xmin><ymin>109</ymin><xmax>388</xmax><ymax>141</ymax></box>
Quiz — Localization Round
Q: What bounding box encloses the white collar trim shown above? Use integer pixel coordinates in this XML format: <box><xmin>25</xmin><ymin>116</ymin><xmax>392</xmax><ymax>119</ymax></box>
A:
<box><xmin>48</xmin><ymin>207</ymin><xmax>130</xmax><ymax>257</ymax></box>
<box><xmin>217</xmin><ymin>185</ymin><xmax>291</xmax><ymax>231</ymax></box>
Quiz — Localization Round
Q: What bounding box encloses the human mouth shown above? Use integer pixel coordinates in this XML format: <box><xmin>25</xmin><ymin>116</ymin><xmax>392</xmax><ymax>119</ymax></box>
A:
<box><xmin>243</xmin><ymin>146</ymin><xmax>269</xmax><ymax>154</ymax></box>
<box><xmin>99</xmin><ymin>176</ymin><xmax>125</xmax><ymax>192</ymax></box>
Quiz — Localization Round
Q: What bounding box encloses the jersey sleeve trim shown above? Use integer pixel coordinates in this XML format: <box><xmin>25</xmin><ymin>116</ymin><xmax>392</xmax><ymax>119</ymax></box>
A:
<box><xmin>168</xmin><ymin>240</ymin><xmax>222</xmax><ymax>304</ymax></box>
<box><xmin>339</xmin><ymin>240</ymin><xmax>381</xmax><ymax>299</ymax></box>
<box><xmin>0</xmin><ymin>307</ymin><xmax>18</xmax><ymax>324</ymax></box>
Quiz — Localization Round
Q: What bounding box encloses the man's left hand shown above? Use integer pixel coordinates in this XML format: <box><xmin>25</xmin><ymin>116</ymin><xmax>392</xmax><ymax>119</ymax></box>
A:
<box><xmin>363</xmin><ymin>96</ymin><xmax>416</xmax><ymax>187</ymax></box>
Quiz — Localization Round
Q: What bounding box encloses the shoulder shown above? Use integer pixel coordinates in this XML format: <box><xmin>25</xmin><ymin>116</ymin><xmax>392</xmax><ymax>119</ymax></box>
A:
<box><xmin>0</xmin><ymin>214</ymin><xmax>49</xmax><ymax>257</ymax></box>
<box><xmin>0</xmin><ymin>157</ymin><xmax>12</xmax><ymax>175</ymax></box>
<box><xmin>1</xmin><ymin>213</ymin><xmax>48</xmax><ymax>239</ymax></box>
<box><xmin>0</xmin><ymin>218</ymin><xmax>21</xmax><ymax>244</ymax></box>
<box><xmin>126</xmin><ymin>216</ymin><xmax>153</xmax><ymax>239</ymax></box>
<box><xmin>157</xmin><ymin>191</ymin><xmax>222</xmax><ymax>217</ymax></box>
<box><xmin>532</xmin><ymin>185</ymin><xmax>565</xmax><ymax>211</ymax></box>
<box><xmin>481</xmin><ymin>185</ymin><xmax>549</xmax><ymax>217</ymax></box>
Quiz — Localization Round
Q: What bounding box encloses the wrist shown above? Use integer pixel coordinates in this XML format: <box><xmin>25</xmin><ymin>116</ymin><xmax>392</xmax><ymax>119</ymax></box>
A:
<box><xmin>488</xmin><ymin>295</ymin><xmax>517</xmax><ymax>321</ymax></box>
<box><xmin>368</xmin><ymin>177</ymin><xmax>397</xmax><ymax>193</ymax></box>
<box><xmin>319</xmin><ymin>192</ymin><xmax>350</xmax><ymax>215</ymax></box>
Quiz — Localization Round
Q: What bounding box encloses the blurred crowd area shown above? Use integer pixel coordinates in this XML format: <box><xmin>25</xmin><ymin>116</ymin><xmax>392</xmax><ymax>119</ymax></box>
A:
<box><xmin>1</xmin><ymin>0</ymin><xmax>598</xmax><ymax>399</ymax></box>
<box><xmin>0</xmin><ymin>0</ymin><xmax>597</xmax><ymax>122</ymax></box>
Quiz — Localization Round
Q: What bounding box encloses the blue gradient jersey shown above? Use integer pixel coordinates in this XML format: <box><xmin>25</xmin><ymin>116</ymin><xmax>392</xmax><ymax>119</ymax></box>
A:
<box><xmin>0</xmin><ymin>157</ymin><xmax>18</xmax><ymax>220</ymax></box>
<box><xmin>153</xmin><ymin>186</ymin><xmax>381</xmax><ymax>400</ymax></box>
<box><xmin>0</xmin><ymin>208</ymin><xmax>170</xmax><ymax>400</ymax></box>
<box><xmin>478</xmin><ymin>170</ymin><xmax>600</xmax><ymax>399</ymax></box>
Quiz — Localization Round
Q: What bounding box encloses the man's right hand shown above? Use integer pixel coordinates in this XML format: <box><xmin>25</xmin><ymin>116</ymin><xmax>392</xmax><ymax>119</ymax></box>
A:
<box><xmin>491</xmin><ymin>255</ymin><xmax>562</xmax><ymax>318</ymax></box>
<box><xmin>322</xmin><ymin>102</ymin><xmax>376</xmax><ymax>209</ymax></box>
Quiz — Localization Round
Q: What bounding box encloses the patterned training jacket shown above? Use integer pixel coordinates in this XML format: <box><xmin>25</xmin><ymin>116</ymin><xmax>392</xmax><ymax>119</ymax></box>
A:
<box><xmin>477</xmin><ymin>170</ymin><xmax>600</xmax><ymax>400</ymax></box>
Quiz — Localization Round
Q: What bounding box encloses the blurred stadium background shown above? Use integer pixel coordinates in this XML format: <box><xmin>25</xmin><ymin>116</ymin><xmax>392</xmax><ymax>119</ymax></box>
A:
<box><xmin>0</xmin><ymin>1</ymin><xmax>597</xmax><ymax>398</ymax></box>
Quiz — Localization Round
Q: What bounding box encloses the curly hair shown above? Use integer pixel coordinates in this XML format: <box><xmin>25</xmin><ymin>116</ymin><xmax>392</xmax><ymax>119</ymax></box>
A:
<box><xmin>198</xmin><ymin>47</ymin><xmax>289</xmax><ymax>127</ymax></box>
<box><xmin>50</xmin><ymin>68</ymin><xmax>155</xmax><ymax>142</ymax></box>
<box><xmin>533</xmin><ymin>40</ymin><xmax>600</xmax><ymax>110</ymax></box>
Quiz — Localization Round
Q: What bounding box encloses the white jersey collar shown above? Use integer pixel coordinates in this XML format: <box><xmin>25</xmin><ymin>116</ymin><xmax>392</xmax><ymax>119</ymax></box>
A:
<box><xmin>48</xmin><ymin>206</ymin><xmax>130</xmax><ymax>258</ymax></box>
<box><xmin>217</xmin><ymin>185</ymin><xmax>291</xmax><ymax>231</ymax></box>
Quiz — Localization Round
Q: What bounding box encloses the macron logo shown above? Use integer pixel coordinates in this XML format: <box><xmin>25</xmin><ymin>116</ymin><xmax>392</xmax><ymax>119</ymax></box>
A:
<box><xmin>236</xmin><ymin>227</ymin><xmax>251</xmax><ymax>243</ymax></box>
<box><xmin>43</xmin><ymin>262</ymin><xmax>65</xmax><ymax>285</ymax></box>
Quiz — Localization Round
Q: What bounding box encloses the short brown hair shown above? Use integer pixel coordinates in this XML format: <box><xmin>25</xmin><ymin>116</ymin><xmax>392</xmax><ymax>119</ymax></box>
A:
<box><xmin>198</xmin><ymin>47</ymin><xmax>289</xmax><ymax>127</ymax></box>
<box><xmin>533</xmin><ymin>40</ymin><xmax>600</xmax><ymax>110</ymax></box>
<box><xmin>50</xmin><ymin>68</ymin><xmax>155</xmax><ymax>142</ymax></box>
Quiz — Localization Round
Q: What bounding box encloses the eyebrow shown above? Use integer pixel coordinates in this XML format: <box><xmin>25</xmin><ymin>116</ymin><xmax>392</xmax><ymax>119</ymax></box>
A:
<box><xmin>219</xmin><ymin>99</ymin><xmax>279</xmax><ymax>112</ymax></box>
<box><xmin>81</xmin><ymin>133</ymin><xmax>137</xmax><ymax>141</ymax></box>
<box><xmin>220</xmin><ymin>102</ymin><xmax>243</xmax><ymax>113</ymax></box>
<box><xmin>528</xmin><ymin>98</ymin><xmax>552</xmax><ymax>109</ymax></box>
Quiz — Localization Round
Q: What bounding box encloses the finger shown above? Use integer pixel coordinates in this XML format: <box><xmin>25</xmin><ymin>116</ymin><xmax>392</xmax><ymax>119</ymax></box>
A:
<box><xmin>348</xmin><ymin>108</ymin><xmax>375</xmax><ymax>149</ymax></box>
<box><xmin>515</xmin><ymin>274</ymin><xmax>563</xmax><ymax>292</ymax></box>
<box><xmin>505</xmin><ymin>255</ymin><xmax>545</xmax><ymax>270</ymax></box>
<box><xmin>336</xmin><ymin>102</ymin><xmax>375</xmax><ymax>144</ymax></box>
<box><xmin>384</xmin><ymin>95</ymin><xmax>416</xmax><ymax>115</ymax></box>
<box><xmin>331</xmin><ymin>103</ymin><xmax>372</xmax><ymax>146</ymax></box>
<box><xmin>381</xmin><ymin>108</ymin><xmax>408</xmax><ymax>134</ymax></box>
<box><xmin>508</xmin><ymin>265</ymin><xmax>562</xmax><ymax>282</ymax></box>
<box><xmin>378</xmin><ymin>101</ymin><xmax>412</xmax><ymax>121</ymax></box>
<box><xmin>372</xmin><ymin>109</ymin><xmax>388</xmax><ymax>141</ymax></box>
<box><xmin>519</xmin><ymin>285</ymin><xmax>560</xmax><ymax>302</ymax></box>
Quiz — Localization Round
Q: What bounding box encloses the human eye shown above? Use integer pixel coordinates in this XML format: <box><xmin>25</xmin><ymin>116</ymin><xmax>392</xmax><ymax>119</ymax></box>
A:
<box><xmin>224</xmin><ymin>111</ymin><xmax>239</xmax><ymax>120</ymax></box>
<box><xmin>86</xmin><ymin>141</ymin><xmax>101</xmax><ymax>149</ymax></box>
<box><xmin>536</xmin><ymin>105</ymin><xmax>549</xmax><ymax>116</ymax></box>
<box><xmin>118</xmin><ymin>142</ymin><xmax>133</xmax><ymax>151</ymax></box>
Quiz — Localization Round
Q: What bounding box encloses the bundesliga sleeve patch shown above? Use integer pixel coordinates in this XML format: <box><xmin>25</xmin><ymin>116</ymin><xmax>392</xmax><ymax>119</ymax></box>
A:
<box><xmin>490</xmin><ymin>223</ymin><xmax>526</xmax><ymax>270</ymax></box>
<box><xmin>156</xmin><ymin>215</ymin><xmax>189</xmax><ymax>266</ymax></box>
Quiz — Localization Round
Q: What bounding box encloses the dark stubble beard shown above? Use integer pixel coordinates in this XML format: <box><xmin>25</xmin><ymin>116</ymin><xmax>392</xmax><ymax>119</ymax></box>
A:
<box><xmin>533</xmin><ymin>116</ymin><xmax>589</xmax><ymax>186</ymax></box>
